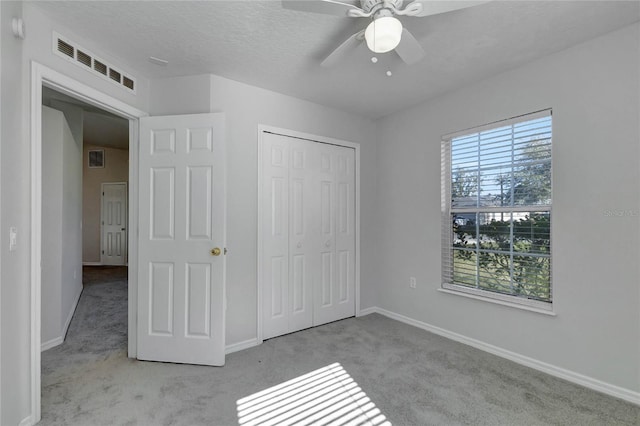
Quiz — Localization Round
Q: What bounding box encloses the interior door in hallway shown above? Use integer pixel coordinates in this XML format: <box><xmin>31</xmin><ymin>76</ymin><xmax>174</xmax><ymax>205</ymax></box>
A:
<box><xmin>137</xmin><ymin>113</ymin><xmax>226</xmax><ymax>366</ymax></box>
<box><xmin>101</xmin><ymin>182</ymin><xmax>128</xmax><ymax>265</ymax></box>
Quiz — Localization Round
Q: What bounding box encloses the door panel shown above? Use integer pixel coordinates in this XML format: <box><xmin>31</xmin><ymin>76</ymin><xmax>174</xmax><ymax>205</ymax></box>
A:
<box><xmin>187</xmin><ymin>166</ymin><xmax>212</xmax><ymax>240</ymax></box>
<box><xmin>262</xmin><ymin>134</ymin><xmax>290</xmax><ymax>339</ymax></box>
<box><xmin>333</xmin><ymin>146</ymin><xmax>356</xmax><ymax>319</ymax></box>
<box><xmin>287</xmin><ymin>140</ymin><xmax>313</xmax><ymax>333</ymax></box>
<box><xmin>314</xmin><ymin>144</ymin><xmax>356</xmax><ymax>326</ymax></box>
<box><xmin>102</xmin><ymin>183</ymin><xmax>128</xmax><ymax>265</ymax></box>
<box><xmin>261</xmin><ymin>133</ymin><xmax>355</xmax><ymax>339</ymax></box>
<box><xmin>138</xmin><ymin>113</ymin><xmax>225</xmax><ymax>366</ymax></box>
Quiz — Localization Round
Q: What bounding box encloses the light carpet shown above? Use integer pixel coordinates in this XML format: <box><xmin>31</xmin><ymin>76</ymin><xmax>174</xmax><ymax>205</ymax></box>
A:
<box><xmin>41</xmin><ymin>273</ymin><xmax>639</xmax><ymax>425</ymax></box>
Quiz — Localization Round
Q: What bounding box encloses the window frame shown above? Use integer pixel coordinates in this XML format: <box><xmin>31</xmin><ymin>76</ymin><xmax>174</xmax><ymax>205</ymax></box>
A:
<box><xmin>441</xmin><ymin>110</ymin><xmax>553</xmax><ymax>312</ymax></box>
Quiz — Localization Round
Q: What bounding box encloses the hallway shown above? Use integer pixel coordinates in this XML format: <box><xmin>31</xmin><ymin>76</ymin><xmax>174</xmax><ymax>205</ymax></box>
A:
<box><xmin>41</xmin><ymin>266</ymin><xmax>128</xmax><ymax>423</ymax></box>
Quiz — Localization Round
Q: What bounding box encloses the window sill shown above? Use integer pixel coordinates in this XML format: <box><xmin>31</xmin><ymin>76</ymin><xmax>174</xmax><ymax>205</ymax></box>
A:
<box><xmin>438</xmin><ymin>285</ymin><xmax>556</xmax><ymax>316</ymax></box>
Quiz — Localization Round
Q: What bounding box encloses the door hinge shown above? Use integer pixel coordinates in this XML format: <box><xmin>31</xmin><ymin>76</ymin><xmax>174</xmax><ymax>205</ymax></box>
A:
<box><xmin>102</xmin><ymin>192</ymin><xmax>104</xmax><ymax>196</ymax></box>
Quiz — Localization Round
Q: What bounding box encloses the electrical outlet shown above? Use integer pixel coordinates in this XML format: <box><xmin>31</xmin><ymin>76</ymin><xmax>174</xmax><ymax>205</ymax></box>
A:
<box><xmin>409</xmin><ymin>277</ymin><xmax>417</xmax><ymax>289</ymax></box>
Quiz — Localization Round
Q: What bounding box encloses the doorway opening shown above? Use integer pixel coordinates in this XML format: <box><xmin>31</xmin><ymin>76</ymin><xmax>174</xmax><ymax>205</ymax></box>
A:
<box><xmin>30</xmin><ymin>62</ymin><xmax>145</xmax><ymax>424</ymax></box>
<box><xmin>40</xmin><ymin>86</ymin><xmax>131</xmax><ymax>352</ymax></box>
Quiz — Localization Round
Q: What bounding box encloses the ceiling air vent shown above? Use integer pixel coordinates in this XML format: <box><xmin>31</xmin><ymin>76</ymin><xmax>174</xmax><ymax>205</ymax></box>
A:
<box><xmin>76</xmin><ymin>50</ymin><xmax>92</xmax><ymax>67</ymax></box>
<box><xmin>52</xmin><ymin>32</ymin><xmax>137</xmax><ymax>94</ymax></box>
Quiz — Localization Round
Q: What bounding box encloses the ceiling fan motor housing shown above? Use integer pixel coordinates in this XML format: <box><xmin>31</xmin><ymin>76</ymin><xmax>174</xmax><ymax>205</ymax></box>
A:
<box><xmin>361</xmin><ymin>0</ymin><xmax>404</xmax><ymax>15</ymax></box>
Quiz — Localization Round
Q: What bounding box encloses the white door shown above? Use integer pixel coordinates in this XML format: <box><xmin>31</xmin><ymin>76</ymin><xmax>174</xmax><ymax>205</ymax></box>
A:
<box><xmin>261</xmin><ymin>134</ymin><xmax>314</xmax><ymax>339</ymax></box>
<box><xmin>314</xmin><ymin>143</ymin><xmax>356</xmax><ymax>326</ymax></box>
<box><xmin>261</xmin><ymin>133</ymin><xmax>355</xmax><ymax>339</ymax></box>
<box><xmin>137</xmin><ymin>113</ymin><xmax>226</xmax><ymax>366</ymax></box>
<box><xmin>101</xmin><ymin>182</ymin><xmax>128</xmax><ymax>265</ymax></box>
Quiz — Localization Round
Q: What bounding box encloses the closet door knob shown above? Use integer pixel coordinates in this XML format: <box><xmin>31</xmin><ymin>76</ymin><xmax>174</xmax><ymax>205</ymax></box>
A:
<box><xmin>211</xmin><ymin>247</ymin><xmax>221</xmax><ymax>256</ymax></box>
<box><xmin>325</xmin><ymin>241</ymin><xmax>331</xmax><ymax>248</ymax></box>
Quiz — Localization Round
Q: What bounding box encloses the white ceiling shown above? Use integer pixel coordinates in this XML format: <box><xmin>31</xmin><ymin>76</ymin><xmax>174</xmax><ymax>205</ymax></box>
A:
<box><xmin>32</xmin><ymin>1</ymin><xmax>640</xmax><ymax>119</ymax></box>
<box><xmin>43</xmin><ymin>87</ymin><xmax>130</xmax><ymax>149</ymax></box>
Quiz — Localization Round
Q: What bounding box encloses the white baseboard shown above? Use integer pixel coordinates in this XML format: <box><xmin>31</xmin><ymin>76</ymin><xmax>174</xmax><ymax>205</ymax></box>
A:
<box><xmin>357</xmin><ymin>306</ymin><xmax>377</xmax><ymax>317</ymax></box>
<box><xmin>369</xmin><ymin>306</ymin><xmax>640</xmax><ymax>406</ymax></box>
<box><xmin>226</xmin><ymin>338</ymin><xmax>260</xmax><ymax>355</ymax></box>
<box><xmin>19</xmin><ymin>414</ymin><xmax>34</xmax><ymax>426</ymax></box>
<box><xmin>63</xmin><ymin>287</ymin><xmax>83</xmax><ymax>339</ymax></box>
<box><xmin>41</xmin><ymin>336</ymin><xmax>64</xmax><ymax>352</ymax></box>
<box><xmin>82</xmin><ymin>262</ymin><xmax>103</xmax><ymax>266</ymax></box>
<box><xmin>41</xmin><ymin>287</ymin><xmax>82</xmax><ymax>352</ymax></box>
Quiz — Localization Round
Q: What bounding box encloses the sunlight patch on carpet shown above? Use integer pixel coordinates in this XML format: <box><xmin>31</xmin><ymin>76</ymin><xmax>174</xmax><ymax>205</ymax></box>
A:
<box><xmin>236</xmin><ymin>362</ymin><xmax>391</xmax><ymax>426</ymax></box>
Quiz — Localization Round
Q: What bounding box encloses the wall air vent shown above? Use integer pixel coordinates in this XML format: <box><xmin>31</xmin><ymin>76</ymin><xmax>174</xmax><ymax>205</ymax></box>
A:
<box><xmin>76</xmin><ymin>50</ymin><xmax>92</xmax><ymax>67</ymax></box>
<box><xmin>53</xmin><ymin>32</ymin><xmax>137</xmax><ymax>94</ymax></box>
<box><xmin>57</xmin><ymin>39</ymin><xmax>74</xmax><ymax>58</ymax></box>
<box><xmin>109</xmin><ymin>68</ymin><xmax>121</xmax><ymax>83</ymax></box>
<box><xmin>122</xmin><ymin>76</ymin><xmax>135</xmax><ymax>90</ymax></box>
<box><xmin>93</xmin><ymin>60</ymin><xmax>108</xmax><ymax>76</ymax></box>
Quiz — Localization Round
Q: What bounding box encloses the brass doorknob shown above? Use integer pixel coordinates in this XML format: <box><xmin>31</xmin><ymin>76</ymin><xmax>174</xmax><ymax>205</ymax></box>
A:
<box><xmin>211</xmin><ymin>247</ymin><xmax>221</xmax><ymax>256</ymax></box>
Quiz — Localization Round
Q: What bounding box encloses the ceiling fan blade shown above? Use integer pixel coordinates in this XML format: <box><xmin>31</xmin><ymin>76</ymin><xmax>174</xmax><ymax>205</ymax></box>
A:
<box><xmin>395</xmin><ymin>28</ymin><xmax>425</xmax><ymax>65</ymax></box>
<box><xmin>321</xmin><ymin>30</ymin><xmax>365</xmax><ymax>67</ymax></box>
<box><xmin>407</xmin><ymin>0</ymin><xmax>491</xmax><ymax>17</ymax></box>
<box><xmin>282</xmin><ymin>0</ymin><xmax>364</xmax><ymax>17</ymax></box>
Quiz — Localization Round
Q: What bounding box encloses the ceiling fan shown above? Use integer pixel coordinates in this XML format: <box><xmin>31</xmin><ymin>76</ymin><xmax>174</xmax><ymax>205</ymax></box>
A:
<box><xmin>282</xmin><ymin>0</ymin><xmax>489</xmax><ymax>67</ymax></box>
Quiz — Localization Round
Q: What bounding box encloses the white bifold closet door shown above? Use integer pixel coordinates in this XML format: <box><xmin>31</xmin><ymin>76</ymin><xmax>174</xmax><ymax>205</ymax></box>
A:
<box><xmin>261</xmin><ymin>132</ymin><xmax>355</xmax><ymax>340</ymax></box>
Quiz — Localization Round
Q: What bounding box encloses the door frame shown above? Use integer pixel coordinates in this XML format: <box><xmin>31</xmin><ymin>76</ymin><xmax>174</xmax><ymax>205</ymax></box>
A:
<box><xmin>256</xmin><ymin>125</ymin><xmax>362</xmax><ymax>344</ymax></box>
<box><xmin>30</xmin><ymin>62</ymin><xmax>146</xmax><ymax>423</ymax></box>
<box><xmin>100</xmin><ymin>182</ymin><xmax>129</xmax><ymax>265</ymax></box>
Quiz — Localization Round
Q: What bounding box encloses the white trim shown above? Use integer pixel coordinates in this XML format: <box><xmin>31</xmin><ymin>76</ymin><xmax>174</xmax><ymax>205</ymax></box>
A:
<box><xmin>62</xmin><ymin>286</ymin><xmax>83</xmax><ymax>339</ymax></box>
<box><xmin>41</xmin><ymin>282</ymin><xmax>83</xmax><ymax>352</ymax></box>
<box><xmin>40</xmin><ymin>337</ymin><xmax>63</xmax><ymax>352</ymax></box>
<box><xmin>30</xmin><ymin>61</ymin><xmax>146</xmax><ymax>424</ymax></box>
<box><xmin>368</xmin><ymin>306</ymin><xmax>640</xmax><ymax>406</ymax></box>
<box><xmin>439</xmin><ymin>286</ymin><xmax>555</xmax><ymax>315</ymax></box>
<box><xmin>127</xmin><ymin>119</ymin><xmax>140</xmax><ymax>359</ymax></box>
<box><xmin>225</xmin><ymin>338</ymin><xmax>260</xmax><ymax>355</ymax></box>
<box><xmin>18</xmin><ymin>415</ymin><xmax>34</xmax><ymax>426</ymax></box>
<box><xmin>357</xmin><ymin>306</ymin><xmax>377</xmax><ymax>317</ymax></box>
<box><xmin>0</xmin><ymin>4</ymin><xmax>3</xmax><ymax>420</ymax></box>
<box><xmin>82</xmin><ymin>262</ymin><xmax>103</xmax><ymax>266</ymax></box>
<box><xmin>256</xmin><ymin>125</ymin><xmax>361</xmax><ymax>342</ymax></box>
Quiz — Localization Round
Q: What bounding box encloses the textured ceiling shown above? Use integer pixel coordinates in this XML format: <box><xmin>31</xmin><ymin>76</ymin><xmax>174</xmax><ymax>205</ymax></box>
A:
<box><xmin>32</xmin><ymin>1</ymin><xmax>640</xmax><ymax>118</ymax></box>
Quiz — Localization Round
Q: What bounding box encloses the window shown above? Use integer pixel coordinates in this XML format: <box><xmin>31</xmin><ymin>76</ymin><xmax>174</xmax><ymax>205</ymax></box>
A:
<box><xmin>441</xmin><ymin>110</ymin><xmax>552</xmax><ymax>309</ymax></box>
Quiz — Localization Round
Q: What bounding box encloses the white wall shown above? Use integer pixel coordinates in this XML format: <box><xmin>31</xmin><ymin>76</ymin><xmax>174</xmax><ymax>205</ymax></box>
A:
<box><xmin>150</xmin><ymin>74</ymin><xmax>379</xmax><ymax>345</ymax></box>
<box><xmin>41</xmin><ymin>106</ymin><xmax>64</xmax><ymax>346</ymax></box>
<box><xmin>0</xmin><ymin>2</ymin><xmax>150</xmax><ymax>424</ymax></box>
<box><xmin>46</xmin><ymin>101</ymin><xmax>84</xmax><ymax>340</ymax></box>
<box><xmin>374</xmin><ymin>23</ymin><xmax>640</xmax><ymax>394</ymax></box>
<box><xmin>1</xmin><ymin>2</ymin><xmax>28</xmax><ymax>425</ymax></box>
<box><xmin>22</xmin><ymin>3</ymin><xmax>149</xmax><ymax>112</ymax></box>
<box><xmin>82</xmin><ymin>145</ymin><xmax>129</xmax><ymax>263</ymax></box>
<box><xmin>41</xmin><ymin>105</ymin><xmax>83</xmax><ymax>350</ymax></box>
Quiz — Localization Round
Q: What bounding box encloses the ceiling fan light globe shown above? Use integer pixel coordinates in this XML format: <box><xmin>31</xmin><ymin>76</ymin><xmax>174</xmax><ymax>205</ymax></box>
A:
<box><xmin>365</xmin><ymin>16</ymin><xmax>402</xmax><ymax>53</ymax></box>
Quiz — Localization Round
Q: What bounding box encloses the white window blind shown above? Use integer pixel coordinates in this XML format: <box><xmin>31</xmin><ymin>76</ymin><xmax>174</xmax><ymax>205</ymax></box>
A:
<box><xmin>441</xmin><ymin>110</ymin><xmax>552</xmax><ymax>307</ymax></box>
